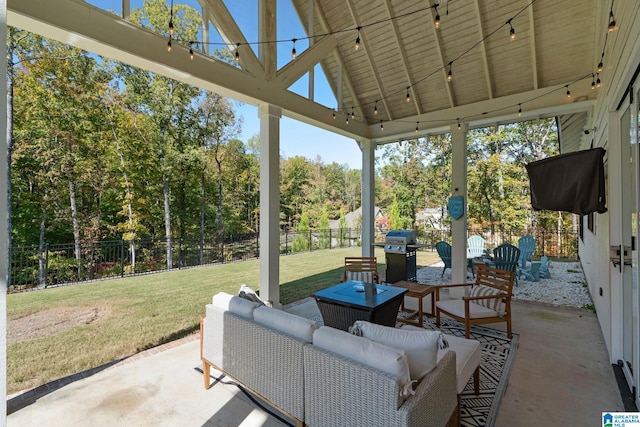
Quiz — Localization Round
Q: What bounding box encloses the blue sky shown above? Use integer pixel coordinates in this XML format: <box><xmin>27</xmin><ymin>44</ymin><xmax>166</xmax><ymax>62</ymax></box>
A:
<box><xmin>89</xmin><ymin>0</ymin><xmax>363</xmax><ymax>169</ymax></box>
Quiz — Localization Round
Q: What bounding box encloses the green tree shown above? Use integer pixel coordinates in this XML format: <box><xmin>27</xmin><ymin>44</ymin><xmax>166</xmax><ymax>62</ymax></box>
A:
<box><xmin>318</xmin><ymin>207</ymin><xmax>330</xmax><ymax>249</ymax></box>
<box><xmin>292</xmin><ymin>212</ymin><xmax>311</xmax><ymax>252</ymax></box>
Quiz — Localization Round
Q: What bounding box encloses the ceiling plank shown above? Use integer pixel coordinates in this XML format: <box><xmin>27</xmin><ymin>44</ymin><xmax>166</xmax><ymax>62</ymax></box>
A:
<box><xmin>259</xmin><ymin>0</ymin><xmax>277</xmax><ymax>80</ymax></box>
<box><xmin>473</xmin><ymin>0</ymin><xmax>493</xmax><ymax>99</ymax></box>
<box><xmin>204</xmin><ymin>0</ymin><xmax>264</xmax><ymax>78</ymax></box>
<box><xmin>381</xmin><ymin>0</ymin><xmax>422</xmax><ymax>115</ymax></box>
<box><xmin>275</xmin><ymin>35</ymin><xmax>337</xmax><ymax>89</ymax></box>
<box><xmin>528</xmin><ymin>2</ymin><xmax>538</xmax><ymax>89</ymax></box>
<box><xmin>427</xmin><ymin>5</ymin><xmax>455</xmax><ymax>107</ymax></box>
<box><xmin>346</xmin><ymin>0</ymin><xmax>393</xmax><ymax>120</ymax></box>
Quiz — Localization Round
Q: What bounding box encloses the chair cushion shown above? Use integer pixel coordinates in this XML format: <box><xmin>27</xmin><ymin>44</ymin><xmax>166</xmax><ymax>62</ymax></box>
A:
<box><xmin>253</xmin><ymin>305</ymin><xmax>319</xmax><ymax>342</ymax></box>
<box><xmin>312</xmin><ymin>326</ymin><xmax>413</xmax><ymax>398</ymax></box>
<box><xmin>469</xmin><ymin>285</ymin><xmax>506</xmax><ymax>314</ymax></box>
<box><xmin>436</xmin><ymin>299</ymin><xmax>500</xmax><ymax>319</ymax></box>
<box><xmin>211</xmin><ymin>292</ymin><xmax>260</xmax><ymax>319</ymax></box>
<box><xmin>345</xmin><ymin>271</ymin><xmax>376</xmax><ymax>283</ymax></box>
<box><xmin>349</xmin><ymin>320</ymin><xmax>447</xmax><ymax>380</ymax></box>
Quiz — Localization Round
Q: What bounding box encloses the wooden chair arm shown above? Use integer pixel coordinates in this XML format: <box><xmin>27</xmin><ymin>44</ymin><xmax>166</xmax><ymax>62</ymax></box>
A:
<box><xmin>435</xmin><ymin>283</ymin><xmax>471</xmax><ymax>301</ymax></box>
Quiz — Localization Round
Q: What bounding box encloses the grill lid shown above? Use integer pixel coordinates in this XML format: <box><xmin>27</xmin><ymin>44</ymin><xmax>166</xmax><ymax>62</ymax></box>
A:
<box><xmin>384</xmin><ymin>230</ymin><xmax>417</xmax><ymax>245</ymax></box>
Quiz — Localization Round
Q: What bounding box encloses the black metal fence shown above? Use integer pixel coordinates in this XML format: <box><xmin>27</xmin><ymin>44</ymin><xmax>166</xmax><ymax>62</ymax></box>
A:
<box><xmin>9</xmin><ymin>227</ymin><xmax>578</xmax><ymax>291</ymax></box>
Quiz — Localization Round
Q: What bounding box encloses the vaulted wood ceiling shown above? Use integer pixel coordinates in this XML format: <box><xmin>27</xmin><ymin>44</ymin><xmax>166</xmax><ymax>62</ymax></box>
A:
<box><xmin>8</xmin><ymin>0</ymin><xmax>602</xmax><ymax>151</ymax></box>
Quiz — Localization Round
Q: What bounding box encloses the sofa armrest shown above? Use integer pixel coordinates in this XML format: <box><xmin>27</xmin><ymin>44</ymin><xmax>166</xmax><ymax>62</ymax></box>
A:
<box><xmin>398</xmin><ymin>350</ymin><xmax>457</xmax><ymax>427</ymax></box>
<box><xmin>304</xmin><ymin>345</ymin><xmax>457</xmax><ymax>427</ymax></box>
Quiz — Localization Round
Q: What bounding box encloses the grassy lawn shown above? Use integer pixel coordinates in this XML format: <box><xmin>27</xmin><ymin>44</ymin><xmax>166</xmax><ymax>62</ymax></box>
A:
<box><xmin>6</xmin><ymin>247</ymin><xmax>440</xmax><ymax>394</ymax></box>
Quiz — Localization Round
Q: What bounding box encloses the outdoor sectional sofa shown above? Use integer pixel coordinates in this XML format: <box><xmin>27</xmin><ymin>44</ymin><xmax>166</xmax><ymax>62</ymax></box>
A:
<box><xmin>200</xmin><ymin>292</ymin><xmax>459</xmax><ymax>427</ymax></box>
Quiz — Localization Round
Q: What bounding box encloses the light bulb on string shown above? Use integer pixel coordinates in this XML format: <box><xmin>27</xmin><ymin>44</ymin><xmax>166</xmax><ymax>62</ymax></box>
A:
<box><xmin>346</xmin><ymin>116</ymin><xmax>349</xmax><ymax>125</ymax></box>
<box><xmin>406</xmin><ymin>87</ymin><xmax>411</xmax><ymax>103</ymax></box>
<box><xmin>518</xmin><ymin>104</ymin><xmax>522</xmax><ymax>116</ymax></box>
<box><xmin>351</xmin><ymin>107</ymin><xmax>355</xmax><ymax>120</ymax></box>
<box><xmin>597</xmin><ymin>60</ymin><xmax>603</xmax><ymax>73</ymax></box>
<box><xmin>457</xmin><ymin>118</ymin><xmax>461</xmax><ymax>130</ymax></box>
<box><xmin>235</xmin><ymin>43</ymin><xmax>240</xmax><ymax>63</ymax></box>
<box><xmin>415</xmin><ymin>122</ymin><xmax>419</xmax><ymax>133</ymax></box>
<box><xmin>291</xmin><ymin>39</ymin><xmax>297</xmax><ymax>60</ymax></box>
<box><xmin>374</xmin><ymin>100</ymin><xmax>378</xmax><ymax>115</ymax></box>
<box><xmin>434</xmin><ymin>5</ymin><xmax>440</xmax><ymax>29</ymax></box>
<box><xmin>168</xmin><ymin>8</ymin><xmax>174</xmax><ymax>37</ymax></box>
<box><xmin>591</xmin><ymin>75</ymin><xmax>596</xmax><ymax>90</ymax></box>
<box><xmin>566</xmin><ymin>85</ymin><xmax>571</xmax><ymax>98</ymax></box>
<box><xmin>596</xmin><ymin>74</ymin><xmax>602</xmax><ymax>88</ymax></box>
<box><xmin>447</xmin><ymin>62</ymin><xmax>453</xmax><ymax>82</ymax></box>
<box><xmin>332</xmin><ymin>110</ymin><xmax>336</xmax><ymax>120</ymax></box>
<box><xmin>508</xmin><ymin>20</ymin><xmax>515</xmax><ymax>40</ymax></box>
<box><xmin>608</xmin><ymin>10</ymin><xmax>617</xmax><ymax>32</ymax></box>
<box><xmin>167</xmin><ymin>39</ymin><xmax>172</xmax><ymax>52</ymax></box>
<box><xmin>355</xmin><ymin>27</ymin><xmax>361</xmax><ymax>51</ymax></box>
<box><xmin>380</xmin><ymin>121</ymin><xmax>384</xmax><ymax>131</ymax></box>
<box><xmin>189</xmin><ymin>44</ymin><xmax>194</xmax><ymax>60</ymax></box>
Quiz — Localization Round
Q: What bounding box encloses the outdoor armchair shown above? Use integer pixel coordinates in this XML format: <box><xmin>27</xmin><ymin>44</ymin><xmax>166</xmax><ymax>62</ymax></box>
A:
<box><xmin>340</xmin><ymin>256</ymin><xmax>381</xmax><ymax>283</ymax></box>
<box><xmin>435</xmin><ymin>264</ymin><xmax>516</xmax><ymax>339</ymax></box>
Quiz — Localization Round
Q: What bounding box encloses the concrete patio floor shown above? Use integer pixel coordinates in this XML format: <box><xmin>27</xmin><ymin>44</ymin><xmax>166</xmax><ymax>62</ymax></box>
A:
<box><xmin>7</xmin><ymin>299</ymin><xmax>624</xmax><ymax>427</ymax></box>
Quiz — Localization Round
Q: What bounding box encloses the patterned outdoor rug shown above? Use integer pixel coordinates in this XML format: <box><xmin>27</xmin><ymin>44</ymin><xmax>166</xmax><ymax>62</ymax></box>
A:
<box><xmin>310</xmin><ymin>313</ymin><xmax>518</xmax><ymax>427</ymax></box>
<box><xmin>415</xmin><ymin>316</ymin><xmax>518</xmax><ymax>427</ymax></box>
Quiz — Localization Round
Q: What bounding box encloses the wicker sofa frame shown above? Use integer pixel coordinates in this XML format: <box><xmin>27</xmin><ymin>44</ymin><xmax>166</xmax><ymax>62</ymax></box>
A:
<box><xmin>200</xmin><ymin>302</ymin><xmax>458</xmax><ymax>427</ymax></box>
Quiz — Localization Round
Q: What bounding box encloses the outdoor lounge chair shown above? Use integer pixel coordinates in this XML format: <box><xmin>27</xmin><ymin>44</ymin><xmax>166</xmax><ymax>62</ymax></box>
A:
<box><xmin>517</xmin><ymin>235</ymin><xmax>537</xmax><ymax>268</ymax></box>
<box><xmin>467</xmin><ymin>235</ymin><xmax>486</xmax><ymax>277</ymax></box>
<box><xmin>340</xmin><ymin>256</ymin><xmax>381</xmax><ymax>283</ymax></box>
<box><xmin>492</xmin><ymin>243</ymin><xmax>521</xmax><ymax>286</ymax></box>
<box><xmin>539</xmin><ymin>255</ymin><xmax>551</xmax><ymax>278</ymax></box>
<box><xmin>435</xmin><ymin>263</ymin><xmax>516</xmax><ymax>339</ymax></box>
<box><xmin>435</xmin><ymin>241</ymin><xmax>452</xmax><ymax>278</ymax></box>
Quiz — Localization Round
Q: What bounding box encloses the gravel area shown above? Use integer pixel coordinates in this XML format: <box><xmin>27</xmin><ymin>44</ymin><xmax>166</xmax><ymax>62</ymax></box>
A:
<box><xmin>417</xmin><ymin>259</ymin><xmax>594</xmax><ymax>310</ymax></box>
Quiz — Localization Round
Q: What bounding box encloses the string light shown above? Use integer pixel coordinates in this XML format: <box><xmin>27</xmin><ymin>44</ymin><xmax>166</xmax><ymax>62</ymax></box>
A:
<box><xmin>332</xmin><ymin>110</ymin><xmax>336</xmax><ymax>120</ymax></box>
<box><xmin>189</xmin><ymin>44</ymin><xmax>194</xmax><ymax>60</ymax></box>
<box><xmin>596</xmin><ymin>74</ymin><xmax>602</xmax><ymax>88</ymax></box>
<box><xmin>351</xmin><ymin>107</ymin><xmax>355</xmax><ymax>120</ymax></box>
<box><xmin>346</xmin><ymin>116</ymin><xmax>349</xmax><ymax>125</ymax></box>
<box><xmin>518</xmin><ymin>104</ymin><xmax>522</xmax><ymax>116</ymax></box>
<box><xmin>415</xmin><ymin>122</ymin><xmax>419</xmax><ymax>133</ymax></box>
<box><xmin>508</xmin><ymin>19</ymin><xmax>515</xmax><ymax>40</ymax></box>
<box><xmin>608</xmin><ymin>7</ymin><xmax>617</xmax><ymax>32</ymax></box>
<box><xmin>457</xmin><ymin>118</ymin><xmax>461</xmax><ymax>130</ymax></box>
<box><xmin>168</xmin><ymin>3</ymin><xmax>174</xmax><ymax>37</ymax></box>
<box><xmin>380</xmin><ymin>121</ymin><xmax>384</xmax><ymax>131</ymax></box>
<box><xmin>447</xmin><ymin>62</ymin><xmax>453</xmax><ymax>82</ymax></box>
<box><xmin>597</xmin><ymin>53</ymin><xmax>604</xmax><ymax>72</ymax></box>
<box><xmin>565</xmin><ymin>85</ymin><xmax>571</xmax><ymax>98</ymax></box>
<box><xmin>406</xmin><ymin>87</ymin><xmax>411</xmax><ymax>103</ymax></box>
<box><xmin>167</xmin><ymin>38</ymin><xmax>172</xmax><ymax>52</ymax></box>
<box><xmin>235</xmin><ymin>43</ymin><xmax>240</xmax><ymax>62</ymax></box>
<box><xmin>591</xmin><ymin>74</ymin><xmax>596</xmax><ymax>90</ymax></box>
<box><xmin>355</xmin><ymin>27</ymin><xmax>361</xmax><ymax>51</ymax></box>
<box><xmin>291</xmin><ymin>39</ymin><xmax>297</xmax><ymax>60</ymax></box>
<box><xmin>374</xmin><ymin>100</ymin><xmax>378</xmax><ymax>115</ymax></box>
<box><xmin>434</xmin><ymin>5</ymin><xmax>440</xmax><ymax>29</ymax></box>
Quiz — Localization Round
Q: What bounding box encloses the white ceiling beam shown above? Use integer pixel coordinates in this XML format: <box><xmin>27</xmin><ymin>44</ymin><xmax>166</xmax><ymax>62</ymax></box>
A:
<box><xmin>370</xmin><ymin>79</ymin><xmax>596</xmax><ymax>144</ymax></box>
<box><xmin>275</xmin><ymin>35</ymin><xmax>337</xmax><ymax>89</ymax></box>
<box><xmin>204</xmin><ymin>0</ymin><xmax>263</xmax><ymax>77</ymax></box>
<box><xmin>259</xmin><ymin>0</ymin><xmax>277</xmax><ymax>81</ymax></box>
<box><xmin>381</xmin><ymin>0</ymin><xmax>422</xmax><ymax>115</ymax></box>
<box><xmin>7</xmin><ymin>0</ymin><xmax>370</xmax><ymax>139</ymax></box>
<box><xmin>473</xmin><ymin>0</ymin><xmax>493</xmax><ymax>99</ymax></box>
<box><xmin>427</xmin><ymin>6</ymin><xmax>455</xmax><ymax>107</ymax></box>
<box><xmin>346</xmin><ymin>0</ymin><xmax>393</xmax><ymax>120</ymax></box>
<box><xmin>528</xmin><ymin>3</ymin><xmax>538</xmax><ymax>89</ymax></box>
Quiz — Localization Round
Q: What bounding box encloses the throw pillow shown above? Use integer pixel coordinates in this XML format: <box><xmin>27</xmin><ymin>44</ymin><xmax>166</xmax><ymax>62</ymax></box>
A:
<box><xmin>349</xmin><ymin>320</ymin><xmax>448</xmax><ymax>380</ymax></box>
<box><xmin>253</xmin><ymin>305</ymin><xmax>319</xmax><ymax>342</ymax></box>
<box><xmin>345</xmin><ymin>271</ymin><xmax>376</xmax><ymax>283</ymax></box>
<box><xmin>469</xmin><ymin>285</ymin><xmax>506</xmax><ymax>314</ymax></box>
<box><xmin>312</xmin><ymin>326</ymin><xmax>413</xmax><ymax>398</ymax></box>
<box><xmin>238</xmin><ymin>284</ymin><xmax>267</xmax><ymax>306</ymax></box>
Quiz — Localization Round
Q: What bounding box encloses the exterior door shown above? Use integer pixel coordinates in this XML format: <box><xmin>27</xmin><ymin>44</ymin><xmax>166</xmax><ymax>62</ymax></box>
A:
<box><xmin>620</xmin><ymin>88</ymin><xmax>640</xmax><ymax>403</ymax></box>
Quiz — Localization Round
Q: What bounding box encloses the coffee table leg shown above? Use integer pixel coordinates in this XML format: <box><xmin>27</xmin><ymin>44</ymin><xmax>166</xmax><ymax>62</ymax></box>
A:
<box><xmin>417</xmin><ymin>296</ymin><xmax>423</xmax><ymax>326</ymax></box>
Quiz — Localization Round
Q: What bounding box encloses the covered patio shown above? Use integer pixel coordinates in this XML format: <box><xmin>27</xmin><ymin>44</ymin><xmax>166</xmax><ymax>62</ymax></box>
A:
<box><xmin>2</xmin><ymin>0</ymin><xmax>640</xmax><ymax>424</ymax></box>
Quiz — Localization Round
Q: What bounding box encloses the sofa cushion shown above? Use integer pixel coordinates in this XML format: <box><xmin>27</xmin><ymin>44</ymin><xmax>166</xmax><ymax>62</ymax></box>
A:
<box><xmin>253</xmin><ymin>305</ymin><xmax>319</xmax><ymax>342</ymax></box>
<box><xmin>437</xmin><ymin>334</ymin><xmax>482</xmax><ymax>394</ymax></box>
<box><xmin>211</xmin><ymin>292</ymin><xmax>260</xmax><ymax>319</ymax></box>
<box><xmin>469</xmin><ymin>285</ymin><xmax>506</xmax><ymax>314</ymax></box>
<box><xmin>312</xmin><ymin>326</ymin><xmax>413</xmax><ymax>397</ymax></box>
<box><xmin>350</xmin><ymin>321</ymin><xmax>447</xmax><ymax>380</ymax></box>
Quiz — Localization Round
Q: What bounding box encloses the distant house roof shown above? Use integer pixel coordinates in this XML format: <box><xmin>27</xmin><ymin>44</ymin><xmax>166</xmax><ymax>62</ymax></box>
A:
<box><xmin>329</xmin><ymin>206</ymin><xmax>383</xmax><ymax>229</ymax></box>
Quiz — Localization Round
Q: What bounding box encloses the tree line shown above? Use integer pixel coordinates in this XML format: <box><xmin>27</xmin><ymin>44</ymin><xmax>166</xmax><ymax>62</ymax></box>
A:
<box><xmin>8</xmin><ymin>0</ymin><xmax>570</xmax><ymax>274</ymax></box>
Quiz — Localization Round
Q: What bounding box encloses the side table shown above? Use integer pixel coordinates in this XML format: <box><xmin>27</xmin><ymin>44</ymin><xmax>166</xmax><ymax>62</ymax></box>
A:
<box><xmin>392</xmin><ymin>281</ymin><xmax>435</xmax><ymax>327</ymax></box>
